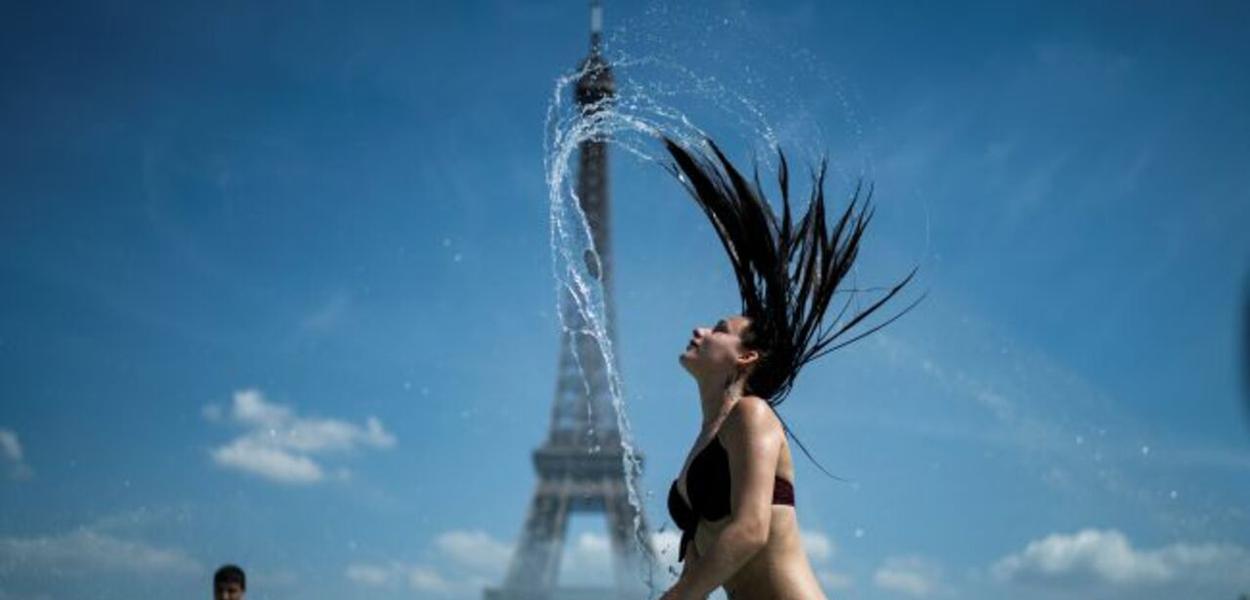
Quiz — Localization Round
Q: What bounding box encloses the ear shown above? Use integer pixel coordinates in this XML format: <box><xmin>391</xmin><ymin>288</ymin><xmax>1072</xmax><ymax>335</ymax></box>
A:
<box><xmin>737</xmin><ymin>349</ymin><xmax>760</xmax><ymax>369</ymax></box>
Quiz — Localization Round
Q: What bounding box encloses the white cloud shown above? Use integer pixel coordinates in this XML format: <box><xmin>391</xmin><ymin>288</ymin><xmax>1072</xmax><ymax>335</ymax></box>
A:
<box><xmin>231</xmin><ymin>388</ymin><xmax>293</xmax><ymax>428</ymax></box>
<box><xmin>0</xmin><ymin>528</ymin><xmax>201</xmax><ymax>577</ymax></box>
<box><xmin>408</xmin><ymin>564</ymin><xmax>454</xmax><ymax>593</ymax></box>
<box><xmin>345</xmin><ymin>563</ymin><xmax>394</xmax><ymax>587</ymax></box>
<box><xmin>1</xmin><ymin>430</ymin><xmax>24</xmax><ymax>462</ymax></box>
<box><xmin>344</xmin><ymin>560</ymin><xmax>486</xmax><ymax>598</ymax></box>
<box><xmin>992</xmin><ymin>528</ymin><xmax>1250</xmax><ymax>588</ymax></box>
<box><xmin>345</xmin><ymin>530</ymin><xmax>518</xmax><ymax>597</ymax></box>
<box><xmin>344</xmin><ymin>561</ymin><xmax>454</xmax><ymax>594</ymax></box>
<box><xmin>434</xmin><ymin>530</ymin><xmax>514</xmax><ymax>576</ymax></box>
<box><xmin>817</xmin><ymin>569</ymin><xmax>854</xmax><ymax>590</ymax></box>
<box><xmin>874</xmin><ymin>556</ymin><xmax>945</xmax><ymax>597</ymax></box>
<box><xmin>346</xmin><ymin>528</ymin><xmax>676</xmax><ymax>598</ymax></box>
<box><xmin>0</xmin><ymin>428</ymin><xmax>32</xmax><ymax>480</ymax></box>
<box><xmin>802</xmin><ymin>530</ymin><xmax>836</xmax><ymax>563</ymax></box>
<box><xmin>557</xmin><ymin>531</ymin><xmax>616</xmax><ymax>584</ymax></box>
<box><xmin>205</xmin><ymin>388</ymin><xmax>395</xmax><ymax>485</ymax></box>
<box><xmin>210</xmin><ymin>437</ymin><xmax>324</xmax><ymax>484</ymax></box>
<box><xmin>802</xmin><ymin>530</ymin><xmax>851</xmax><ymax>591</ymax></box>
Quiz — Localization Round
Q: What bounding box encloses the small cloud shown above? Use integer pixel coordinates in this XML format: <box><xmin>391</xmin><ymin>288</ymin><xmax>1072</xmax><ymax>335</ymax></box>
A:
<box><xmin>558</xmin><ymin>531</ymin><xmax>614</xmax><ymax>583</ymax></box>
<box><xmin>345</xmin><ymin>530</ymin><xmax>517</xmax><ymax>596</ymax></box>
<box><xmin>434</xmin><ymin>530</ymin><xmax>514</xmax><ymax>576</ymax></box>
<box><xmin>874</xmin><ymin>556</ymin><xmax>945</xmax><ymax>597</ymax></box>
<box><xmin>992</xmin><ymin>528</ymin><xmax>1250</xmax><ymax>588</ymax></box>
<box><xmin>800</xmin><ymin>530</ymin><xmax>848</xmax><ymax>591</ymax></box>
<box><xmin>345</xmin><ymin>563</ymin><xmax>395</xmax><ymax>587</ymax></box>
<box><xmin>346</xmin><ymin>529</ymin><xmax>686</xmax><ymax>597</ymax></box>
<box><xmin>344</xmin><ymin>560</ymin><xmax>467</xmax><ymax>596</ymax></box>
<box><xmin>802</xmin><ymin>529</ymin><xmax>836</xmax><ymax>563</ymax></box>
<box><xmin>0</xmin><ymin>528</ymin><xmax>202</xmax><ymax>577</ymax></box>
<box><xmin>344</xmin><ymin>561</ymin><xmax>452</xmax><ymax>593</ymax></box>
<box><xmin>230</xmin><ymin>389</ymin><xmax>292</xmax><ymax>428</ymax></box>
<box><xmin>0</xmin><ymin>428</ymin><xmax>33</xmax><ymax>480</ymax></box>
<box><xmin>205</xmin><ymin>389</ymin><xmax>396</xmax><ymax>485</ymax></box>
<box><xmin>817</xmin><ymin>569</ymin><xmax>854</xmax><ymax>590</ymax></box>
<box><xmin>210</xmin><ymin>437</ymin><xmax>324</xmax><ymax>484</ymax></box>
<box><xmin>407</xmin><ymin>564</ymin><xmax>454</xmax><ymax>593</ymax></box>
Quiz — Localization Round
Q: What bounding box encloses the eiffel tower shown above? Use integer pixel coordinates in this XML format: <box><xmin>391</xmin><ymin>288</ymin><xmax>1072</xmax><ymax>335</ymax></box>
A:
<box><xmin>484</xmin><ymin>3</ymin><xmax>654</xmax><ymax>600</ymax></box>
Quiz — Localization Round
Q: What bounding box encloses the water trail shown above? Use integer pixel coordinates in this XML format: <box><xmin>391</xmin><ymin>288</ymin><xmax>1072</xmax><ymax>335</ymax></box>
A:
<box><xmin>541</xmin><ymin>32</ymin><xmax>908</xmax><ymax>592</ymax></box>
<box><xmin>543</xmin><ymin>48</ymin><xmax>804</xmax><ymax>595</ymax></box>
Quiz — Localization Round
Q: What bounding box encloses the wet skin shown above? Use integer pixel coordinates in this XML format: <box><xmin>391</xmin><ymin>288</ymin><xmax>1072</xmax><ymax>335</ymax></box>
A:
<box><xmin>669</xmin><ymin>316</ymin><xmax>829</xmax><ymax>600</ymax></box>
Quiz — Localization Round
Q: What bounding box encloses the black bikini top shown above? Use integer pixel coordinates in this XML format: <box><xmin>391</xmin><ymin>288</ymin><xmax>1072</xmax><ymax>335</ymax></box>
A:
<box><xmin>666</xmin><ymin>433</ymin><xmax>795</xmax><ymax>562</ymax></box>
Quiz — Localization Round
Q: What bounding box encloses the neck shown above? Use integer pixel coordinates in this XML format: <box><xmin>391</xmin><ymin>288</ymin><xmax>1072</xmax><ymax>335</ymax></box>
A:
<box><xmin>696</xmin><ymin>374</ymin><xmax>743</xmax><ymax>429</ymax></box>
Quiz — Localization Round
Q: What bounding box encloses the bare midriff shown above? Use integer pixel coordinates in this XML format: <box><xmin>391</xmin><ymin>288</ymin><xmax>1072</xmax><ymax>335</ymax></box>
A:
<box><xmin>692</xmin><ymin>506</ymin><xmax>829</xmax><ymax>600</ymax></box>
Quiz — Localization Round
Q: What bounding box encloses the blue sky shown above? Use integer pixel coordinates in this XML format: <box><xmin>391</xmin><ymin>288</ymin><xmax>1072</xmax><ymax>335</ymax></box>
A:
<box><xmin>2</xmin><ymin>1</ymin><xmax>1249</xmax><ymax>598</ymax></box>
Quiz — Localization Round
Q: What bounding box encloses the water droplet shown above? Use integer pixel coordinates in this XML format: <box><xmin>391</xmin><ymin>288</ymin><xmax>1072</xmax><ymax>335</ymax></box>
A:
<box><xmin>854</xmin><ymin>528</ymin><xmax>865</xmax><ymax>538</ymax></box>
<box><xmin>1140</xmin><ymin>445</ymin><xmax>1150</xmax><ymax>456</ymax></box>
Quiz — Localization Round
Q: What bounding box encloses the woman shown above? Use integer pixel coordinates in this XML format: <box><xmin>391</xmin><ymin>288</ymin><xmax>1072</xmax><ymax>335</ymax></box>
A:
<box><xmin>658</xmin><ymin>136</ymin><xmax>922</xmax><ymax>600</ymax></box>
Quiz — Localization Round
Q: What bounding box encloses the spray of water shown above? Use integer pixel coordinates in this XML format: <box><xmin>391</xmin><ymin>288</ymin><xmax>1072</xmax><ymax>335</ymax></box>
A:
<box><xmin>541</xmin><ymin>49</ymin><xmax>804</xmax><ymax>596</ymax></box>
<box><xmin>540</xmin><ymin>21</ymin><xmax>900</xmax><ymax>591</ymax></box>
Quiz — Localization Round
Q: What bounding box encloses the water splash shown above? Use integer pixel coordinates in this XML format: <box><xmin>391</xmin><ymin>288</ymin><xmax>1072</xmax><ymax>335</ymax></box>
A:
<box><xmin>542</xmin><ymin>48</ymin><xmax>811</xmax><ymax>596</ymax></box>
<box><xmin>542</xmin><ymin>24</ymin><xmax>885</xmax><ymax>594</ymax></box>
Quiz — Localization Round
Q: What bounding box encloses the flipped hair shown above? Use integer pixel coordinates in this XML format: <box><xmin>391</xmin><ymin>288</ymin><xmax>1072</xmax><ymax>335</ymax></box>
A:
<box><xmin>664</xmin><ymin>135</ymin><xmax>925</xmax><ymax>476</ymax></box>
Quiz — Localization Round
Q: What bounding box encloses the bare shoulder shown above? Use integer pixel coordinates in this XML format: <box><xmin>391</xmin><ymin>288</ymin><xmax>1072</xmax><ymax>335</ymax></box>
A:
<box><xmin>721</xmin><ymin>395</ymin><xmax>783</xmax><ymax>446</ymax></box>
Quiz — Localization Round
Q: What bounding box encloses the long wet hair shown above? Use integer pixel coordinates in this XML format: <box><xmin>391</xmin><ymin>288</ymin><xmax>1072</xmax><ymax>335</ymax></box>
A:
<box><xmin>663</xmin><ymin>135</ymin><xmax>925</xmax><ymax>479</ymax></box>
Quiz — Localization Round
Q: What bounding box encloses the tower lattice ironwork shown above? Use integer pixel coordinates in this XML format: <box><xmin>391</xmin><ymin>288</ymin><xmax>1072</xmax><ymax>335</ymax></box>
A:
<box><xmin>484</xmin><ymin>3</ymin><xmax>654</xmax><ymax>600</ymax></box>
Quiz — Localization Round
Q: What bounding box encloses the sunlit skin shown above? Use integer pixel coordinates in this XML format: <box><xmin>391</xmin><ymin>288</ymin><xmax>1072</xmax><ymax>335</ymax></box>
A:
<box><xmin>214</xmin><ymin>582</ymin><xmax>244</xmax><ymax>600</ymax></box>
<box><xmin>663</xmin><ymin>315</ymin><xmax>829</xmax><ymax>600</ymax></box>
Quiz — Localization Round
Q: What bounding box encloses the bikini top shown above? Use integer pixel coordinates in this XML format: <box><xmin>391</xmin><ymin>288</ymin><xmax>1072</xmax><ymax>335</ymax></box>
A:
<box><xmin>666</xmin><ymin>433</ymin><xmax>795</xmax><ymax>562</ymax></box>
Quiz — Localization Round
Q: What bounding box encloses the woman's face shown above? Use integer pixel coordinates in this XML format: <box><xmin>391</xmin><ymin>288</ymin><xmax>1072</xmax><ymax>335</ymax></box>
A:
<box><xmin>679</xmin><ymin>315</ymin><xmax>757</xmax><ymax>380</ymax></box>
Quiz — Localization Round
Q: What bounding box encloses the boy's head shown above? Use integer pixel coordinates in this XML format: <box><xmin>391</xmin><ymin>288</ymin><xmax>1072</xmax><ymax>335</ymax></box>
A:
<box><xmin>213</xmin><ymin>564</ymin><xmax>246</xmax><ymax>600</ymax></box>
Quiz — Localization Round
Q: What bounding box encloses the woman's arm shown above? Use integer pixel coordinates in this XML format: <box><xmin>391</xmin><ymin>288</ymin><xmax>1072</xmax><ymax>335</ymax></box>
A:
<box><xmin>679</xmin><ymin>543</ymin><xmax>708</xmax><ymax>599</ymax></box>
<box><xmin>665</xmin><ymin>398</ymin><xmax>783</xmax><ymax>599</ymax></box>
